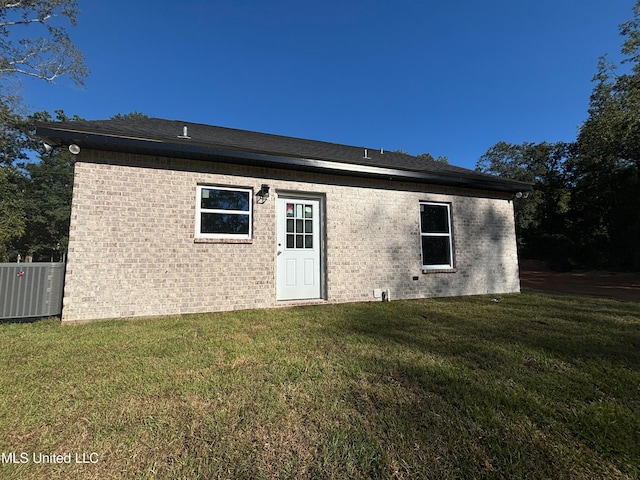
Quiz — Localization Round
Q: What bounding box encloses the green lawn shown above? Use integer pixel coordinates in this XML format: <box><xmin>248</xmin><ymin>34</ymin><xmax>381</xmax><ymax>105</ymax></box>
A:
<box><xmin>1</xmin><ymin>291</ymin><xmax>639</xmax><ymax>479</ymax></box>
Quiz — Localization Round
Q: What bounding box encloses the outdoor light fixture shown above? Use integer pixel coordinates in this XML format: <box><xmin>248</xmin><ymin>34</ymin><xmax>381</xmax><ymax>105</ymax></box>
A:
<box><xmin>515</xmin><ymin>191</ymin><xmax>529</xmax><ymax>199</ymax></box>
<box><xmin>68</xmin><ymin>144</ymin><xmax>81</xmax><ymax>155</ymax></box>
<box><xmin>257</xmin><ymin>184</ymin><xmax>270</xmax><ymax>203</ymax></box>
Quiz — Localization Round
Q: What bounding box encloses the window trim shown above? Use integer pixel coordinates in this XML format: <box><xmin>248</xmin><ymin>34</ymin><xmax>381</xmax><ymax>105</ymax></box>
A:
<box><xmin>419</xmin><ymin>201</ymin><xmax>454</xmax><ymax>270</ymax></box>
<box><xmin>195</xmin><ymin>185</ymin><xmax>253</xmax><ymax>239</ymax></box>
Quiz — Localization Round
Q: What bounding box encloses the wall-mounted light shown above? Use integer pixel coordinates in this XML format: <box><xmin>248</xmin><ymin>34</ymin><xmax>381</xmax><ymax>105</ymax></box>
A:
<box><xmin>68</xmin><ymin>144</ymin><xmax>81</xmax><ymax>155</ymax></box>
<box><xmin>257</xmin><ymin>184</ymin><xmax>270</xmax><ymax>204</ymax></box>
<box><xmin>515</xmin><ymin>191</ymin><xmax>529</xmax><ymax>199</ymax></box>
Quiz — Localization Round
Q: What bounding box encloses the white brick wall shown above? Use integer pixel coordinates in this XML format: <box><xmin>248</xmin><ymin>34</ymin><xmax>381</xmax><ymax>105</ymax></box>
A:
<box><xmin>61</xmin><ymin>151</ymin><xmax>520</xmax><ymax>322</ymax></box>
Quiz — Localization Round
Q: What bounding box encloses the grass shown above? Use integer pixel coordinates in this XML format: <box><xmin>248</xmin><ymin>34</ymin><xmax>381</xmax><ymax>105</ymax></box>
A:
<box><xmin>0</xmin><ymin>291</ymin><xmax>638</xmax><ymax>479</ymax></box>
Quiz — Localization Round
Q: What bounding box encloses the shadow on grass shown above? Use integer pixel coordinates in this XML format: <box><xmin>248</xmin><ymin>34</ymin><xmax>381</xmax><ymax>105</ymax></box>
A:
<box><xmin>340</xmin><ymin>295</ymin><xmax>640</xmax><ymax>367</ymax></box>
<box><xmin>320</xmin><ymin>294</ymin><xmax>640</xmax><ymax>479</ymax></box>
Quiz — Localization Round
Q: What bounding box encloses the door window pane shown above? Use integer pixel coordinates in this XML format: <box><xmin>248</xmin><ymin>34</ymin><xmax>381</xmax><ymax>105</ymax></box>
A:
<box><xmin>285</xmin><ymin>201</ymin><xmax>317</xmax><ymax>249</ymax></box>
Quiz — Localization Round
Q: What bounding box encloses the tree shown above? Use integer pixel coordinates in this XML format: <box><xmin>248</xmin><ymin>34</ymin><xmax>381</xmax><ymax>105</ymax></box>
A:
<box><xmin>20</xmin><ymin>146</ymin><xmax>74</xmax><ymax>260</ymax></box>
<box><xmin>394</xmin><ymin>150</ymin><xmax>449</xmax><ymax>163</ymax></box>
<box><xmin>0</xmin><ymin>103</ymin><xmax>29</xmax><ymax>259</ymax></box>
<box><xmin>0</xmin><ymin>164</ymin><xmax>26</xmax><ymax>260</ymax></box>
<box><xmin>0</xmin><ymin>99</ymin><xmax>28</xmax><ymax>165</ymax></box>
<box><xmin>0</xmin><ymin>109</ymin><xmax>77</xmax><ymax>261</ymax></box>
<box><xmin>20</xmin><ymin>110</ymin><xmax>77</xmax><ymax>260</ymax></box>
<box><xmin>0</xmin><ymin>0</ymin><xmax>88</xmax><ymax>90</ymax></box>
<box><xmin>0</xmin><ymin>1</ymin><xmax>86</xmax><ymax>261</ymax></box>
<box><xmin>417</xmin><ymin>153</ymin><xmax>449</xmax><ymax>164</ymax></box>
<box><xmin>110</xmin><ymin>111</ymin><xmax>149</xmax><ymax>120</ymax></box>
<box><xmin>572</xmin><ymin>2</ymin><xmax>640</xmax><ymax>270</ymax></box>
<box><xmin>477</xmin><ymin>141</ymin><xmax>575</xmax><ymax>265</ymax></box>
<box><xmin>475</xmin><ymin>2</ymin><xmax>640</xmax><ymax>271</ymax></box>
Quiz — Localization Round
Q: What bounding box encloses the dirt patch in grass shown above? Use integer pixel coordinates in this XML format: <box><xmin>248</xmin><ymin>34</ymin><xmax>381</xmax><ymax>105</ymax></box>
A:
<box><xmin>520</xmin><ymin>260</ymin><xmax>640</xmax><ymax>302</ymax></box>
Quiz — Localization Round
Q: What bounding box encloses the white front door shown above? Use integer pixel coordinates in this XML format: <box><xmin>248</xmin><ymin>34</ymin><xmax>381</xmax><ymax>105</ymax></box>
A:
<box><xmin>276</xmin><ymin>197</ymin><xmax>321</xmax><ymax>300</ymax></box>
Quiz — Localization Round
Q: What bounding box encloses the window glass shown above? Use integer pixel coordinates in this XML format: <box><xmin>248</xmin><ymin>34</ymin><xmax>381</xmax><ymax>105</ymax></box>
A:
<box><xmin>201</xmin><ymin>188</ymin><xmax>249</xmax><ymax>211</ymax></box>
<box><xmin>196</xmin><ymin>186</ymin><xmax>252</xmax><ymax>238</ymax></box>
<box><xmin>201</xmin><ymin>213</ymin><xmax>250</xmax><ymax>235</ymax></box>
<box><xmin>421</xmin><ymin>236</ymin><xmax>451</xmax><ymax>265</ymax></box>
<box><xmin>420</xmin><ymin>204</ymin><xmax>449</xmax><ymax>233</ymax></box>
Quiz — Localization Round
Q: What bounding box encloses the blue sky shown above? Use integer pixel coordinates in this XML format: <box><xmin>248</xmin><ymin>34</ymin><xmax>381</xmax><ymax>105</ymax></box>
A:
<box><xmin>19</xmin><ymin>0</ymin><xmax>637</xmax><ymax>170</ymax></box>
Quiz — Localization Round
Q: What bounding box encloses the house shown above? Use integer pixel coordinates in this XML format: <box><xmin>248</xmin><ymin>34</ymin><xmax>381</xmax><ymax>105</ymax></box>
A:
<box><xmin>36</xmin><ymin>118</ymin><xmax>532</xmax><ymax>322</ymax></box>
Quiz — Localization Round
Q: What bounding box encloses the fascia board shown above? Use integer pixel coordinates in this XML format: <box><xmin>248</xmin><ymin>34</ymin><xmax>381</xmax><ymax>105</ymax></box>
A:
<box><xmin>36</xmin><ymin>126</ymin><xmax>533</xmax><ymax>193</ymax></box>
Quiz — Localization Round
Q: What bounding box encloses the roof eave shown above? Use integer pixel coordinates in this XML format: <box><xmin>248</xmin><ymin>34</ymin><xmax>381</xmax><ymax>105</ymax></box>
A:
<box><xmin>36</xmin><ymin>125</ymin><xmax>532</xmax><ymax>194</ymax></box>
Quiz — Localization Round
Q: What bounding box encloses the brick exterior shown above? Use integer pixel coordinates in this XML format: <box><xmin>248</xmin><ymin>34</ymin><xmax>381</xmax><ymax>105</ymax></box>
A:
<box><xmin>61</xmin><ymin>150</ymin><xmax>520</xmax><ymax>322</ymax></box>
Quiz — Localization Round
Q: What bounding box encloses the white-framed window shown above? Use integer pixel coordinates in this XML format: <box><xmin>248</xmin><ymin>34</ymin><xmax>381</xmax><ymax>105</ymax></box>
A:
<box><xmin>196</xmin><ymin>185</ymin><xmax>252</xmax><ymax>239</ymax></box>
<box><xmin>420</xmin><ymin>202</ymin><xmax>454</xmax><ymax>270</ymax></box>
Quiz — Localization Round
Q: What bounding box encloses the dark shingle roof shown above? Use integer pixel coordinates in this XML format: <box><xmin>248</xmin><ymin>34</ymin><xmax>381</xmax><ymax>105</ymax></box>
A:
<box><xmin>36</xmin><ymin>118</ymin><xmax>532</xmax><ymax>193</ymax></box>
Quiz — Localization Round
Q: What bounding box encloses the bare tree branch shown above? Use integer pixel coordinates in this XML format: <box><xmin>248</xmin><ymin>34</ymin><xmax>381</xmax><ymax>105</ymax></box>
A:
<box><xmin>0</xmin><ymin>14</ymin><xmax>53</xmax><ymax>27</ymax></box>
<box><xmin>0</xmin><ymin>0</ymin><xmax>86</xmax><ymax>87</ymax></box>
